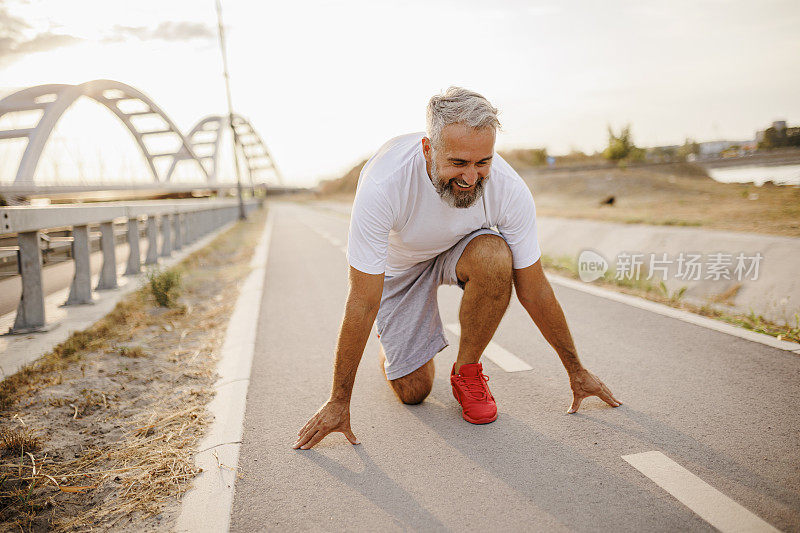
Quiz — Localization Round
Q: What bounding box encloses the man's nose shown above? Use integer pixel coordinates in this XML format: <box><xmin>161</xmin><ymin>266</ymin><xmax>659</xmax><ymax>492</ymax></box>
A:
<box><xmin>462</xmin><ymin>165</ymin><xmax>479</xmax><ymax>185</ymax></box>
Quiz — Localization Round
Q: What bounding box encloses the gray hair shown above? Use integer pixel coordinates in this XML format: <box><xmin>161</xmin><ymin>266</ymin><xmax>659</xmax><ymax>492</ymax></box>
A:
<box><xmin>426</xmin><ymin>87</ymin><xmax>500</xmax><ymax>148</ymax></box>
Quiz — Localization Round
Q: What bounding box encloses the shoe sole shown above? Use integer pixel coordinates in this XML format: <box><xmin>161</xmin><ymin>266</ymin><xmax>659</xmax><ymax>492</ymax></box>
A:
<box><xmin>451</xmin><ymin>384</ymin><xmax>498</xmax><ymax>425</ymax></box>
<box><xmin>462</xmin><ymin>411</ymin><xmax>498</xmax><ymax>424</ymax></box>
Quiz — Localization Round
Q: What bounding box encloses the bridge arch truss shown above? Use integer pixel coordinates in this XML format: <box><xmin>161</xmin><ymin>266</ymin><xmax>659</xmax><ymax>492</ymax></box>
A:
<box><xmin>0</xmin><ymin>79</ymin><xmax>282</xmax><ymax>187</ymax></box>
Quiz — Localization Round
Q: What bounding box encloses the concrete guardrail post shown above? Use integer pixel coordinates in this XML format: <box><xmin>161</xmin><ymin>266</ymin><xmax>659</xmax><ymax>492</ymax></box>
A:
<box><xmin>65</xmin><ymin>225</ymin><xmax>93</xmax><ymax>305</ymax></box>
<box><xmin>160</xmin><ymin>213</ymin><xmax>173</xmax><ymax>257</ymax></box>
<box><xmin>193</xmin><ymin>211</ymin><xmax>200</xmax><ymax>240</ymax></box>
<box><xmin>124</xmin><ymin>217</ymin><xmax>141</xmax><ymax>276</ymax></box>
<box><xmin>10</xmin><ymin>231</ymin><xmax>46</xmax><ymax>333</ymax></box>
<box><xmin>173</xmin><ymin>212</ymin><xmax>183</xmax><ymax>251</ymax></box>
<box><xmin>95</xmin><ymin>221</ymin><xmax>118</xmax><ymax>291</ymax></box>
<box><xmin>207</xmin><ymin>209</ymin><xmax>214</xmax><ymax>231</ymax></box>
<box><xmin>145</xmin><ymin>215</ymin><xmax>159</xmax><ymax>265</ymax></box>
<box><xmin>183</xmin><ymin>212</ymin><xmax>192</xmax><ymax>244</ymax></box>
<box><xmin>191</xmin><ymin>211</ymin><xmax>199</xmax><ymax>242</ymax></box>
<box><xmin>180</xmin><ymin>213</ymin><xmax>188</xmax><ymax>245</ymax></box>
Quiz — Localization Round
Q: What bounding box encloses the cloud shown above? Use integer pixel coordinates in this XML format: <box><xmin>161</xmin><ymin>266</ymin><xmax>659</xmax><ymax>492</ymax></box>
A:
<box><xmin>106</xmin><ymin>21</ymin><xmax>216</xmax><ymax>43</ymax></box>
<box><xmin>0</xmin><ymin>5</ymin><xmax>81</xmax><ymax>68</ymax></box>
<box><xmin>0</xmin><ymin>3</ymin><xmax>30</xmax><ymax>36</ymax></box>
<box><xmin>12</xmin><ymin>31</ymin><xmax>80</xmax><ymax>53</ymax></box>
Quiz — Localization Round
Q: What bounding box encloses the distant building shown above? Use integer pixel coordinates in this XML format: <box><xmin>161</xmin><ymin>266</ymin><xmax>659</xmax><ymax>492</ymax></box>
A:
<box><xmin>697</xmin><ymin>140</ymin><xmax>753</xmax><ymax>158</ymax></box>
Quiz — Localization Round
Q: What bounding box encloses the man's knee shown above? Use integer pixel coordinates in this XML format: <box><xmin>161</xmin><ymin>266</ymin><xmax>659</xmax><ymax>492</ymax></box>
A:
<box><xmin>388</xmin><ymin>359</ymin><xmax>434</xmax><ymax>405</ymax></box>
<box><xmin>396</xmin><ymin>381</ymin><xmax>432</xmax><ymax>405</ymax></box>
<box><xmin>458</xmin><ymin>234</ymin><xmax>513</xmax><ymax>287</ymax></box>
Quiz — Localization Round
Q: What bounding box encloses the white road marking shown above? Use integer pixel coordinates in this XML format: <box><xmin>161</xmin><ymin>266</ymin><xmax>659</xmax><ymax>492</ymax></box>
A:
<box><xmin>301</xmin><ymin>221</ymin><xmax>346</xmax><ymax>250</ymax></box>
<box><xmin>445</xmin><ymin>323</ymin><xmax>533</xmax><ymax>372</ymax></box>
<box><xmin>622</xmin><ymin>451</ymin><xmax>779</xmax><ymax>533</ymax></box>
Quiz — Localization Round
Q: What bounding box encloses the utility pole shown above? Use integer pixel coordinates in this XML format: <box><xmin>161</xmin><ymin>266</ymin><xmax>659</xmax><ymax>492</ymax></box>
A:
<box><xmin>215</xmin><ymin>0</ymin><xmax>246</xmax><ymax>220</ymax></box>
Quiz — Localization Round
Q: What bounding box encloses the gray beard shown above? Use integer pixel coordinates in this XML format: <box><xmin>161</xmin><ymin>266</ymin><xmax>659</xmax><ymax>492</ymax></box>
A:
<box><xmin>430</xmin><ymin>158</ymin><xmax>486</xmax><ymax>209</ymax></box>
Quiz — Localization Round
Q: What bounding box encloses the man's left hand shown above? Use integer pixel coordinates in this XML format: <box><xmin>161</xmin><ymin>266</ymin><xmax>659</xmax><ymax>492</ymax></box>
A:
<box><xmin>567</xmin><ymin>368</ymin><xmax>621</xmax><ymax>413</ymax></box>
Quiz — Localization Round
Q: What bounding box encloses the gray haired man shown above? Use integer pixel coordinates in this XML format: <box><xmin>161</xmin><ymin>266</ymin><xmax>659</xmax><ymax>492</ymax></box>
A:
<box><xmin>294</xmin><ymin>87</ymin><xmax>620</xmax><ymax>449</ymax></box>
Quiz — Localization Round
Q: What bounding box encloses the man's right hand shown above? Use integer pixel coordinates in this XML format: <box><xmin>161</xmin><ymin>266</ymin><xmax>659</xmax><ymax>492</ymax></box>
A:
<box><xmin>293</xmin><ymin>399</ymin><xmax>360</xmax><ymax>450</ymax></box>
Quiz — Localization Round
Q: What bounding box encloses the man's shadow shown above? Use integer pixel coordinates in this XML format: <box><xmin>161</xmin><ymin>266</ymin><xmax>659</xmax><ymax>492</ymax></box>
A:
<box><xmin>416</xmin><ymin>392</ymin><xmax>798</xmax><ymax>530</ymax></box>
<box><xmin>295</xmin><ymin>388</ymin><xmax>797</xmax><ymax>531</ymax></box>
<box><xmin>297</xmin><ymin>443</ymin><xmax>447</xmax><ymax>531</ymax></box>
<box><xmin>400</xmin><ymin>397</ymin><xmax>709</xmax><ymax>532</ymax></box>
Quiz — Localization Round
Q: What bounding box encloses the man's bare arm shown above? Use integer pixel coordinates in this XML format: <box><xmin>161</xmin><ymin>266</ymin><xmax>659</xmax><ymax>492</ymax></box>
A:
<box><xmin>293</xmin><ymin>267</ymin><xmax>384</xmax><ymax>449</ymax></box>
<box><xmin>330</xmin><ymin>267</ymin><xmax>384</xmax><ymax>401</ymax></box>
<box><xmin>513</xmin><ymin>259</ymin><xmax>621</xmax><ymax>413</ymax></box>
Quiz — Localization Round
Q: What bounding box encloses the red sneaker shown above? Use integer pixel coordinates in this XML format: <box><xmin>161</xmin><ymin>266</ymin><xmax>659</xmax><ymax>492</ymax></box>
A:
<box><xmin>450</xmin><ymin>362</ymin><xmax>498</xmax><ymax>424</ymax></box>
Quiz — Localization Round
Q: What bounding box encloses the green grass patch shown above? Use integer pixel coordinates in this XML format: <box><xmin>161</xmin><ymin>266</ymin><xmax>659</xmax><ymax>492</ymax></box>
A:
<box><xmin>146</xmin><ymin>267</ymin><xmax>183</xmax><ymax>308</ymax></box>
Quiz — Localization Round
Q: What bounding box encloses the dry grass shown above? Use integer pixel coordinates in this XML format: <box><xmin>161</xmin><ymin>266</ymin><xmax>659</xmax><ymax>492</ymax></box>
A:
<box><xmin>523</xmin><ymin>166</ymin><xmax>800</xmax><ymax>237</ymax></box>
<box><xmin>1</xmin><ymin>429</ymin><xmax>41</xmax><ymax>456</ymax></box>
<box><xmin>0</xmin><ymin>206</ymin><xmax>267</xmax><ymax>531</ymax></box>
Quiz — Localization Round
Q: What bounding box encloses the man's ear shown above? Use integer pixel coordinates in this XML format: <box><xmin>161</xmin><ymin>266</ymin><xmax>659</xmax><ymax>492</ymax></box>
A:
<box><xmin>421</xmin><ymin>137</ymin><xmax>432</xmax><ymax>162</ymax></box>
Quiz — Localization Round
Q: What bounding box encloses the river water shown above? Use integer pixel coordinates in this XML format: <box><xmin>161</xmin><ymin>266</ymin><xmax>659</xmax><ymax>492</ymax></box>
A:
<box><xmin>706</xmin><ymin>164</ymin><xmax>800</xmax><ymax>186</ymax></box>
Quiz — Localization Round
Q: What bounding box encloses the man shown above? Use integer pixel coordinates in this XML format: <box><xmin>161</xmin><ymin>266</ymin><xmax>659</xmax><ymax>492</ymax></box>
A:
<box><xmin>294</xmin><ymin>87</ymin><xmax>620</xmax><ymax>450</ymax></box>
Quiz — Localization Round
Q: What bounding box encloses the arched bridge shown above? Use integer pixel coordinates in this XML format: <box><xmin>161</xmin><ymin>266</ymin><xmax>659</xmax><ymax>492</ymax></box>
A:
<box><xmin>0</xmin><ymin>79</ymin><xmax>283</xmax><ymax>188</ymax></box>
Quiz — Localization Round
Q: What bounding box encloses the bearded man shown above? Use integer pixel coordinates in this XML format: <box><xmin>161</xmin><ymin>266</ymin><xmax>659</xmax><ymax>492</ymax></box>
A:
<box><xmin>294</xmin><ymin>87</ymin><xmax>620</xmax><ymax>450</ymax></box>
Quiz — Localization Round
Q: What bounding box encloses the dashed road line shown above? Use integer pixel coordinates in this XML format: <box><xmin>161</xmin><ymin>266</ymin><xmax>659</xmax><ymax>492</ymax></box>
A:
<box><xmin>319</xmin><ymin>231</ymin><xmax>343</xmax><ymax>248</ymax></box>
<box><xmin>297</xmin><ymin>217</ymin><xmax>347</xmax><ymax>252</ymax></box>
<box><xmin>622</xmin><ymin>451</ymin><xmax>779</xmax><ymax>533</ymax></box>
<box><xmin>445</xmin><ymin>323</ymin><xmax>533</xmax><ymax>372</ymax></box>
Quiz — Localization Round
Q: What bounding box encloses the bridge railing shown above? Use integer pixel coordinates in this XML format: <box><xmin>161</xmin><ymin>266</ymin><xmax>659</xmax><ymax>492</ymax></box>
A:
<box><xmin>0</xmin><ymin>198</ymin><xmax>262</xmax><ymax>334</ymax></box>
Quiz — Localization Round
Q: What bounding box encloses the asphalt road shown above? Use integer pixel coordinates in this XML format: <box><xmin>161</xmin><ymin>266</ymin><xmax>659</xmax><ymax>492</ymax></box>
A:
<box><xmin>229</xmin><ymin>202</ymin><xmax>799</xmax><ymax>532</ymax></box>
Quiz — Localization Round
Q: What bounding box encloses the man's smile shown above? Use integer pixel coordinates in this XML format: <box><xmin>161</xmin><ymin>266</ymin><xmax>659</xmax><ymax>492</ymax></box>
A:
<box><xmin>452</xmin><ymin>178</ymin><xmax>476</xmax><ymax>191</ymax></box>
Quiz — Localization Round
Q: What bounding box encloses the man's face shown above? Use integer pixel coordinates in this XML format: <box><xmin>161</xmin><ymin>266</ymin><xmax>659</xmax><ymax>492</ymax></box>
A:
<box><xmin>423</xmin><ymin>123</ymin><xmax>495</xmax><ymax>209</ymax></box>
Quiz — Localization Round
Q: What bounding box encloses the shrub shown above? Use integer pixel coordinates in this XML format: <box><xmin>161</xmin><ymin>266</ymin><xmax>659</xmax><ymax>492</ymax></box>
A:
<box><xmin>603</xmin><ymin>124</ymin><xmax>643</xmax><ymax>162</ymax></box>
<box><xmin>146</xmin><ymin>267</ymin><xmax>183</xmax><ymax>307</ymax></box>
<box><xmin>0</xmin><ymin>428</ymin><xmax>40</xmax><ymax>456</ymax></box>
<box><xmin>119</xmin><ymin>345</ymin><xmax>146</xmax><ymax>358</ymax></box>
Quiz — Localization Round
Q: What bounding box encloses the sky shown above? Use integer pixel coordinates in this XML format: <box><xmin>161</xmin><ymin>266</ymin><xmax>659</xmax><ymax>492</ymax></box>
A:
<box><xmin>1</xmin><ymin>0</ymin><xmax>799</xmax><ymax>186</ymax></box>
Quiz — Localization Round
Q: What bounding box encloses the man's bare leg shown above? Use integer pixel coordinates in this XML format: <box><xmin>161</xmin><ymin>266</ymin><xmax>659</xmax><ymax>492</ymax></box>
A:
<box><xmin>380</xmin><ymin>345</ymin><xmax>435</xmax><ymax>404</ymax></box>
<box><xmin>453</xmin><ymin>234</ymin><xmax>513</xmax><ymax>374</ymax></box>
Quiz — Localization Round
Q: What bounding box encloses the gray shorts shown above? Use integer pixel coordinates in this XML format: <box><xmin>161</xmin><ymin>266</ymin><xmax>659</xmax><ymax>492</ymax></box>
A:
<box><xmin>376</xmin><ymin>228</ymin><xmax>502</xmax><ymax>380</ymax></box>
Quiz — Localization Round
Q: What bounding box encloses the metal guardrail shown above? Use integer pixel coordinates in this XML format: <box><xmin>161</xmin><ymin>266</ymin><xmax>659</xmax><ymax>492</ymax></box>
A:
<box><xmin>0</xmin><ymin>198</ymin><xmax>262</xmax><ymax>334</ymax></box>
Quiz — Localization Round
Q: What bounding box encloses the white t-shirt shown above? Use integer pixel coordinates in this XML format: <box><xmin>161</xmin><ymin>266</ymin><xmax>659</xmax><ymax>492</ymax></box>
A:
<box><xmin>347</xmin><ymin>132</ymin><xmax>542</xmax><ymax>276</ymax></box>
